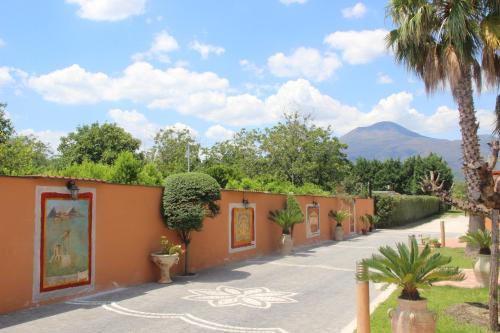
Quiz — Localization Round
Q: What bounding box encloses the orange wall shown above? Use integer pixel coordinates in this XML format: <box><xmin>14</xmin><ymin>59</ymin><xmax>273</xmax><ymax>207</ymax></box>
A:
<box><xmin>0</xmin><ymin>176</ymin><xmax>373</xmax><ymax>314</ymax></box>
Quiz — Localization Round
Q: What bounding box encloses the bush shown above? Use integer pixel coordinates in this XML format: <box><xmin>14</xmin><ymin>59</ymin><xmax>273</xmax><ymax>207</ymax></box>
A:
<box><xmin>162</xmin><ymin>172</ymin><xmax>221</xmax><ymax>274</ymax></box>
<box><xmin>375</xmin><ymin>194</ymin><xmax>441</xmax><ymax>228</ymax></box>
<box><xmin>226</xmin><ymin>175</ymin><xmax>329</xmax><ymax>195</ymax></box>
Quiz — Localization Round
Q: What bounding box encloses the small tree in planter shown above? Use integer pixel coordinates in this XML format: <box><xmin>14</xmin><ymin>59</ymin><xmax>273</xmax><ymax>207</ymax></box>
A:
<box><xmin>360</xmin><ymin>215</ymin><xmax>370</xmax><ymax>235</ymax></box>
<box><xmin>359</xmin><ymin>237</ymin><xmax>463</xmax><ymax>333</ymax></box>
<box><xmin>459</xmin><ymin>230</ymin><xmax>492</xmax><ymax>287</ymax></box>
<box><xmin>268</xmin><ymin>195</ymin><xmax>304</xmax><ymax>255</ymax></box>
<box><xmin>328</xmin><ymin>210</ymin><xmax>350</xmax><ymax>241</ymax></box>
<box><xmin>162</xmin><ymin>172</ymin><xmax>221</xmax><ymax>275</ymax></box>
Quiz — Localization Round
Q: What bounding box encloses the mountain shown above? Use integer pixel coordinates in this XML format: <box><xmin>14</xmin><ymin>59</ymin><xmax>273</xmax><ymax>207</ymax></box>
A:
<box><xmin>340</xmin><ymin>121</ymin><xmax>493</xmax><ymax>173</ymax></box>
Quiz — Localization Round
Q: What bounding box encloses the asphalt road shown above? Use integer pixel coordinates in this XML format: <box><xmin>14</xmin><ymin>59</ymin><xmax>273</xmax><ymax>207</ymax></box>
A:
<box><xmin>0</xmin><ymin>215</ymin><xmax>465</xmax><ymax>333</ymax></box>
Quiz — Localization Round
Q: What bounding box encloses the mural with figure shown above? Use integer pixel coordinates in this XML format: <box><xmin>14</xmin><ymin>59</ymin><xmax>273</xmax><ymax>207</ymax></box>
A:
<box><xmin>306</xmin><ymin>205</ymin><xmax>320</xmax><ymax>238</ymax></box>
<box><xmin>40</xmin><ymin>192</ymin><xmax>93</xmax><ymax>292</ymax></box>
<box><xmin>230</xmin><ymin>206</ymin><xmax>255</xmax><ymax>251</ymax></box>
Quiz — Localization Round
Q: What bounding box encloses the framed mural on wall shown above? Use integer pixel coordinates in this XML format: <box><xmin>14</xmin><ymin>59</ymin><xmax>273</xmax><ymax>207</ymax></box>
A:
<box><xmin>228</xmin><ymin>203</ymin><xmax>256</xmax><ymax>253</ymax></box>
<box><xmin>306</xmin><ymin>204</ymin><xmax>320</xmax><ymax>238</ymax></box>
<box><xmin>34</xmin><ymin>186</ymin><xmax>96</xmax><ymax>300</ymax></box>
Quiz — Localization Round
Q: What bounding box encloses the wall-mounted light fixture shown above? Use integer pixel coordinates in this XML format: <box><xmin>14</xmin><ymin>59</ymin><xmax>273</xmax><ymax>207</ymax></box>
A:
<box><xmin>66</xmin><ymin>180</ymin><xmax>80</xmax><ymax>200</ymax></box>
<box><xmin>242</xmin><ymin>191</ymin><xmax>249</xmax><ymax>208</ymax></box>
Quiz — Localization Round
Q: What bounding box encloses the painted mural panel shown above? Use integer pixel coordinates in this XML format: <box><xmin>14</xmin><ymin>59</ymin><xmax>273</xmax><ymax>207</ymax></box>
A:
<box><xmin>231</xmin><ymin>207</ymin><xmax>255</xmax><ymax>249</ymax></box>
<box><xmin>40</xmin><ymin>192</ymin><xmax>93</xmax><ymax>292</ymax></box>
<box><xmin>306</xmin><ymin>205</ymin><xmax>320</xmax><ymax>238</ymax></box>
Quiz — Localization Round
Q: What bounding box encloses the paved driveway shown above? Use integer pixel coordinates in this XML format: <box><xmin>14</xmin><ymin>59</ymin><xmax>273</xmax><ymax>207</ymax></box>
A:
<box><xmin>0</xmin><ymin>215</ymin><xmax>465</xmax><ymax>333</ymax></box>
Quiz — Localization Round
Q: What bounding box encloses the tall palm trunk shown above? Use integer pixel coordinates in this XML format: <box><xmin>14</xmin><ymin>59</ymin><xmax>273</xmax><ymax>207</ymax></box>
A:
<box><xmin>454</xmin><ymin>67</ymin><xmax>486</xmax><ymax>253</ymax></box>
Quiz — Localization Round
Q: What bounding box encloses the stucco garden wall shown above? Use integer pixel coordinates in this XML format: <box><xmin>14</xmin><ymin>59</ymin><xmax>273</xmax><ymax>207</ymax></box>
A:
<box><xmin>0</xmin><ymin>175</ymin><xmax>373</xmax><ymax>314</ymax></box>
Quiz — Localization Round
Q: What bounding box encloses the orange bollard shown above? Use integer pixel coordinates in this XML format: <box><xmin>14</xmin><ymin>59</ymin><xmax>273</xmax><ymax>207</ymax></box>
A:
<box><xmin>440</xmin><ymin>220</ymin><xmax>446</xmax><ymax>247</ymax></box>
<box><xmin>356</xmin><ymin>262</ymin><xmax>370</xmax><ymax>333</ymax></box>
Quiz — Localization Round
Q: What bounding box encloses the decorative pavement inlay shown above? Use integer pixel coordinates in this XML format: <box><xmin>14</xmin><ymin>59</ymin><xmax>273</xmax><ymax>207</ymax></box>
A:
<box><xmin>183</xmin><ymin>285</ymin><xmax>298</xmax><ymax>309</ymax></box>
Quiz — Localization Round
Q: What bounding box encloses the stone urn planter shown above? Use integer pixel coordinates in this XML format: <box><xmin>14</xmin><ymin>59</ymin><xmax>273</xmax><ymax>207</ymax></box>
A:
<box><xmin>334</xmin><ymin>225</ymin><xmax>344</xmax><ymax>241</ymax></box>
<box><xmin>474</xmin><ymin>254</ymin><xmax>491</xmax><ymax>288</ymax></box>
<box><xmin>389</xmin><ymin>298</ymin><xmax>436</xmax><ymax>333</ymax></box>
<box><xmin>150</xmin><ymin>253</ymin><xmax>179</xmax><ymax>284</ymax></box>
<box><xmin>280</xmin><ymin>234</ymin><xmax>293</xmax><ymax>255</ymax></box>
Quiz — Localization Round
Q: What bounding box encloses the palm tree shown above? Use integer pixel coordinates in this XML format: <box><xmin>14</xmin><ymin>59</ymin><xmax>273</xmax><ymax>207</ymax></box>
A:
<box><xmin>268</xmin><ymin>195</ymin><xmax>304</xmax><ymax>236</ymax></box>
<box><xmin>328</xmin><ymin>210</ymin><xmax>350</xmax><ymax>226</ymax></box>
<box><xmin>359</xmin><ymin>237</ymin><xmax>463</xmax><ymax>300</ymax></box>
<box><xmin>386</xmin><ymin>0</ymin><xmax>499</xmax><ymax>328</ymax></box>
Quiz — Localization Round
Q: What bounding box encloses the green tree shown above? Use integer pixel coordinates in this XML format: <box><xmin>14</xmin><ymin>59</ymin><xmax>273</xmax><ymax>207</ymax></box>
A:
<box><xmin>55</xmin><ymin>160</ymin><xmax>113</xmax><ymax>180</ymax></box>
<box><xmin>137</xmin><ymin>163</ymin><xmax>163</xmax><ymax>186</ymax></box>
<box><xmin>111</xmin><ymin>151</ymin><xmax>142</xmax><ymax>184</ymax></box>
<box><xmin>0</xmin><ymin>135</ymin><xmax>50</xmax><ymax>176</ymax></box>
<box><xmin>201</xmin><ymin>164</ymin><xmax>242</xmax><ymax>188</ymax></box>
<box><xmin>162</xmin><ymin>173</ymin><xmax>221</xmax><ymax>275</ymax></box>
<box><xmin>58</xmin><ymin>122</ymin><xmax>141</xmax><ymax>165</ymax></box>
<box><xmin>0</xmin><ymin>103</ymin><xmax>14</xmax><ymax>144</ymax></box>
<box><xmin>261</xmin><ymin>112</ymin><xmax>349</xmax><ymax>190</ymax></box>
<box><xmin>150</xmin><ymin>128</ymin><xmax>200</xmax><ymax>177</ymax></box>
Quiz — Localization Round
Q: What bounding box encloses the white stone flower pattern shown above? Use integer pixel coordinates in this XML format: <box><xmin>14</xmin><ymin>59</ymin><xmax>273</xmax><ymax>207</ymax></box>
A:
<box><xmin>183</xmin><ymin>286</ymin><xmax>298</xmax><ymax>309</ymax></box>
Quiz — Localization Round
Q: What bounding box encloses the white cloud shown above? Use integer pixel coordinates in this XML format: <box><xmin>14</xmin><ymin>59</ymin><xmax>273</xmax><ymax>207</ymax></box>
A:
<box><xmin>377</xmin><ymin>73</ymin><xmax>393</xmax><ymax>84</ymax></box>
<box><xmin>0</xmin><ymin>67</ymin><xmax>14</xmax><ymax>87</ymax></box>
<box><xmin>19</xmin><ymin>129</ymin><xmax>66</xmax><ymax>151</ymax></box>
<box><xmin>107</xmin><ymin>108</ymin><xmax>197</xmax><ymax>147</ymax></box>
<box><xmin>189</xmin><ymin>41</ymin><xmax>225</xmax><ymax>59</ymax></box>
<box><xmin>66</xmin><ymin>0</ymin><xmax>146</xmax><ymax>21</ymax></box>
<box><xmin>133</xmin><ymin>30</ymin><xmax>179</xmax><ymax>63</ymax></box>
<box><xmin>240</xmin><ymin>59</ymin><xmax>264</xmax><ymax>78</ymax></box>
<box><xmin>205</xmin><ymin>125</ymin><xmax>235</xmax><ymax>141</ymax></box>
<box><xmin>324</xmin><ymin>29</ymin><xmax>388</xmax><ymax>64</ymax></box>
<box><xmin>342</xmin><ymin>3</ymin><xmax>367</xmax><ymax>18</ymax></box>
<box><xmin>268</xmin><ymin>47</ymin><xmax>341</xmax><ymax>82</ymax></box>
<box><xmin>28</xmin><ymin>62</ymin><xmax>228</xmax><ymax>106</ymax></box>
<box><xmin>279</xmin><ymin>0</ymin><xmax>307</xmax><ymax>4</ymax></box>
<box><xmin>0</xmin><ymin>38</ymin><xmax>5</xmax><ymax>47</ymax></box>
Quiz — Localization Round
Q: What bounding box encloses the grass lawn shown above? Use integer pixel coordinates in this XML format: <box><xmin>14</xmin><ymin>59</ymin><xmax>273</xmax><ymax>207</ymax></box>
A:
<box><xmin>434</xmin><ymin>247</ymin><xmax>475</xmax><ymax>269</ymax></box>
<box><xmin>439</xmin><ymin>209</ymin><xmax>465</xmax><ymax>218</ymax></box>
<box><xmin>370</xmin><ymin>286</ymin><xmax>490</xmax><ymax>333</ymax></box>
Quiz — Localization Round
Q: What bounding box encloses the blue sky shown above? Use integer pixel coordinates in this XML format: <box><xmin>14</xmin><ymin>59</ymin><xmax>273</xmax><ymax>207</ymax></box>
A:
<box><xmin>0</xmin><ymin>0</ymin><xmax>497</xmax><ymax>151</ymax></box>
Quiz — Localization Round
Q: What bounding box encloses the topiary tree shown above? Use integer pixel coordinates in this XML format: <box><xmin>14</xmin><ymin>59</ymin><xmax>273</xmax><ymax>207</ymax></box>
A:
<box><xmin>162</xmin><ymin>172</ymin><xmax>221</xmax><ymax>275</ymax></box>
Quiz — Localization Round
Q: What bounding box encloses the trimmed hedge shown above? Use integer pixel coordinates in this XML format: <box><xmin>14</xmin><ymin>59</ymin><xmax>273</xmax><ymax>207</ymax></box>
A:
<box><xmin>375</xmin><ymin>195</ymin><xmax>441</xmax><ymax>228</ymax></box>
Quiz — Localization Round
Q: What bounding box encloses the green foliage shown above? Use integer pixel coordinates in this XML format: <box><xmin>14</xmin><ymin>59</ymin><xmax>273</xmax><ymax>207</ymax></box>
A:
<box><xmin>202</xmin><ymin>164</ymin><xmax>242</xmax><ymax>188</ymax></box>
<box><xmin>345</xmin><ymin>154</ymin><xmax>453</xmax><ymax>196</ymax></box>
<box><xmin>162</xmin><ymin>172</ymin><xmax>221</xmax><ymax>243</ymax></box>
<box><xmin>459</xmin><ymin>230</ymin><xmax>492</xmax><ymax>255</ymax></box>
<box><xmin>375</xmin><ymin>195</ymin><xmax>441</xmax><ymax>228</ymax></box>
<box><xmin>268</xmin><ymin>195</ymin><xmax>304</xmax><ymax>235</ymax></box>
<box><xmin>0</xmin><ymin>103</ymin><xmax>14</xmax><ymax>144</ymax></box>
<box><xmin>226</xmin><ymin>175</ymin><xmax>329</xmax><ymax>195</ymax></box>
<box><xmin>137</xmin><ymin>163</ymin><xmax>163</xmax><ymax>186</ymax></box>
<box><xmin>58</xmin><ymin>122</ymin><xmax>141</xmax><ymax>165</ymax></box>
<box><xmin>111</xmin><ymin>151</ymin><xmax>142</xmax><ymax>184</ymax></box>
<box><xmin>328</xmin><ymin>210</ymin><xmax>350</xmax><ymax>226</ymax></box>
<box><xmin>159</xmin><ymin>236</ymin><xmax>183</xmax><ymax>256</ymax></box>
<box><xmin>55</xmin><ymin>160</ymin><xmax>113</xmax><ymax>180</ymax></box>
<box><xmin>359</xmin><ymin>238</ymin><xmax>464</xmax><ymax>300</ymax></box>
<box><xmin>149</xmin><ymin>128</ymin><xmax>200</xmax><ymax>177</ymax></box>
<box><xmin>0</xmin><ymin>135</ymin><xmax>50</xmax><ymax>176</ymax></box>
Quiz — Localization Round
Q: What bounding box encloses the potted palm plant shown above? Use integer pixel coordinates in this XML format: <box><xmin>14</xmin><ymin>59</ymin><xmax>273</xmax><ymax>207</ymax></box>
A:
<box><xmin>359</xmin><ymin>237</ymin><xmax>463</xmax><ymax>333</ymax></box>
<box><xmin>360</xmin><ymin>214</ymin><xmax>370</xmax><ymax>235</ymax></box>
<box><xmin>328</xmin><ymin>210</ymin><xmax>350</xmax><ymax>241</ymax></box>
<box><xmin>459</xmin><ymin>229</ymin><xmax>492</xmax><ymax>287</ymax></box>
<box><xmin>370</xmin><ymin>215</ymin><xmax>380</xmax><ymax>231</ymax></box>
<box><xmin>269</xmin><ymin>195</ymin><xmax>304</xmax><ymax>255</ymax></box>
<box><xmin>150</xmin><ymin>236</ymin><xmax>183</xmax><ymax>284</ymax></box>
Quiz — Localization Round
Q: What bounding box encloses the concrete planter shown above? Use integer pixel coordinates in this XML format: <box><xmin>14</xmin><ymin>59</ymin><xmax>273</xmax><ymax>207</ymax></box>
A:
<box><xmin>334</xmin><ymin>225</ymin><xmax>344</xmax><ymax>241</ymax></box>
<box><xmin>150</xmin><ymin>253</ymin><xmax>179</xmax><ymax>284</ymax></box>
<box><xmin>389</xmin><ymin>298</ymin><xmax>436</xmax><ymax>333</ymax></box>
<box><xmin>280</xmin><ymin>234</ymin><xmax>293</xmax><ymax>255</ymax></box>
<box><xmin>474</xmin><ymin>254</ymin><xmax>491</xmax><ymax>288</ymax></box>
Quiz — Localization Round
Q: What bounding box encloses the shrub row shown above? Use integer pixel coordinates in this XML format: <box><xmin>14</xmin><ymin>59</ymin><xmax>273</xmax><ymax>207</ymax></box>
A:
<box><xmin>375</xmin><ymin>195</ymin><xmax>442</xmax><ymax>228</ymax></box>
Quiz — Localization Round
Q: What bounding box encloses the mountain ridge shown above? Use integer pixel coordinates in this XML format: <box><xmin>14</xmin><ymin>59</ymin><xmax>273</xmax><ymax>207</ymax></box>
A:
<box><xmin>340</xmin><ymin>121</ymin><xmax>493</xmax><ymax>173</ymax></box>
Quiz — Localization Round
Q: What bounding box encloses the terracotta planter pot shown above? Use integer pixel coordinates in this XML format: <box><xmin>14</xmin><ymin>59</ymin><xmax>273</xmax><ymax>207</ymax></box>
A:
<box><xmin>334</xmin><ymin>225</ymin><xmax>344</xmax><ymax>241</ymax></box>
<box><xmin>474</xmin><ymin>254</ymin><xmax>491</xmax><ymax>288</ymax></box>
<box><xmin>150</xmin><ymin>253</ymin><xmax>179</xmax><ymax>284</ymax></box>
<box><xmin>280</xmin><ymin>234</ymin><xmax>293</xmax><ymax>255</ymax></box>
<box><xmin>389</xmin><ymin>298</ymin><xmax>436</xmax><ymax>333</ymax></box>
